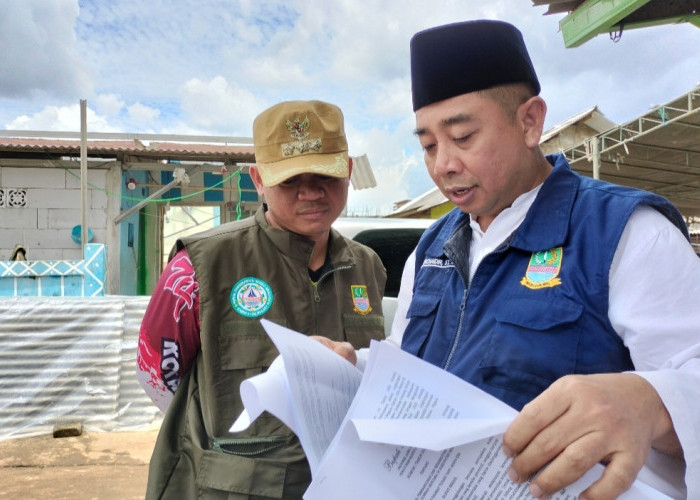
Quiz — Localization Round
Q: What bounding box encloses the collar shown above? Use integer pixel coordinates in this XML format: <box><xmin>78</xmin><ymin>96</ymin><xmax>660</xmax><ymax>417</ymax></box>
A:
<box><xmin>425</xmin><ymin>153</ymin><xmax>578</xmax><ymax>259</ymax></box>
<box><xmin>510</xmin><ymin>154</ymin><xmax>579</xmax><ymax>252</ymax></box>
<box><xmin>254</xmin><ymin>206</ymin><xmax>356</xmax><ymax>267</ymax></box>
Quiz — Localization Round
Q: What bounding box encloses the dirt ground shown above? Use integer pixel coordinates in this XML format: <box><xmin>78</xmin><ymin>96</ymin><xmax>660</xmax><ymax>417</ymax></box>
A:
<box><xmin>0</xmin><ymin>426</ymin><xmax>159</xmax><ymax>500</ymax></box>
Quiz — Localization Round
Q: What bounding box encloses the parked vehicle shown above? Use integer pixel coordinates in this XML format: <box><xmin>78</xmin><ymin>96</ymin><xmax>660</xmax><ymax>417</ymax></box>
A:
<box><xmin>333</xmin><ymin>217</ymin><xmax>434</xmax><ymax>336</ymax></box>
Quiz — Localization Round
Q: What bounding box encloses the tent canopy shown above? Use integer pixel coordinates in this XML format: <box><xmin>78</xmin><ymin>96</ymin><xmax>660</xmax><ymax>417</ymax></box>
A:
<box><xmin>562</xmin><ymin>85</ymin><xmax>700</xmax><ymax>217</ymax></box>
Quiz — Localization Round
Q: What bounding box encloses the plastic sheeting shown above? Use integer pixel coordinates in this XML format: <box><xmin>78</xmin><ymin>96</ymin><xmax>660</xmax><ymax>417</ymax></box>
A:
<box><xmin>0</xmin><ymin>296</ymin><xmax>162</xmax><ymax>441</ymax></box>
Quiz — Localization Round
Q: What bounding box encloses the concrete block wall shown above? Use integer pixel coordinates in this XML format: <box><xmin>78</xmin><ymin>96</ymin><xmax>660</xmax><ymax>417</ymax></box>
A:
<box><xmin>0</xmin><ymin>166</ymin><xmax>109</xmax><ymax>261</ymax></box>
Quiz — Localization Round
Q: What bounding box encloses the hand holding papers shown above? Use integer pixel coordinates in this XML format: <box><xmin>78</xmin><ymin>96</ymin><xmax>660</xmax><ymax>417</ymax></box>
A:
<box><xmin>231</xmin><ymin>320</ymin><xmax>673</xmax><ymax>499</ymax></box>
<box><xmin>231</xmin><ymin>320</ymin><xmax>362</xmax><ymax>472</ymax></box>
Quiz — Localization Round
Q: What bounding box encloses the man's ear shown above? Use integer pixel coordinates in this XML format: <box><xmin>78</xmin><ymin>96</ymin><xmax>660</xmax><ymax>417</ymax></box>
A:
<box><xmin>519</xmin><ymin>96</ymin><xmax>547</xmax><ymax>148</ymax></box>
<box><xmin>248</xmin><ymin>165</ymin><xmax>266</xmax><ymax>196</ymax></box>
<box><xmin>348</xmin><ymin>157</ymin><xmax>353</xmax><ymax>179</ymax></box>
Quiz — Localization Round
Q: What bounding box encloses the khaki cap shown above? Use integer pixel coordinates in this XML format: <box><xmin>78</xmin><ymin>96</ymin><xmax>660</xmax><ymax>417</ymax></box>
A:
<box><xmin>253</xmin><ymin>100</ymin><xmax>349</xmax><ymax>186</ymax></box>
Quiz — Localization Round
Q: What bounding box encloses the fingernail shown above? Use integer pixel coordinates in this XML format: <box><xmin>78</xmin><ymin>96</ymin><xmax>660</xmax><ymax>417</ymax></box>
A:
<box><xmin>508</xmin><ymin>466</ymin><xmax>519</xmax><ymax>482</ymax></box>
<box><xmin>529</xmin><ymin>483</ymin><xmax>546</xmax><ymax>499</ymax></box>
<box><xmin>502</xmin><ymin>444</ymin><xmax>514</xmax><ymax>457</ymax></box>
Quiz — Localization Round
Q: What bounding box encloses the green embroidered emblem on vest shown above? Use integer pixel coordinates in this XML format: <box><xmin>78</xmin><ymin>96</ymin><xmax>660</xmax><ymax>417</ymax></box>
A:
<box><xmin>351</xmin><ymin>284</ymin><xmax>372</xmax><ymax>315</ymax></box>
<box><xmin>520</xmin><ymin>247</ymin><xmax>563</xmax><ymax>290</ymax></box>
<box><xmin>230</xmin><ymin>277</ymin><xmax>273</xmax><ymax>317</ymax></box>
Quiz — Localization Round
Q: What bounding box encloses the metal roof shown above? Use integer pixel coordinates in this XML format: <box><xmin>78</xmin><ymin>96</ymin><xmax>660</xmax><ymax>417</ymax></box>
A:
<box><xmin>390</xmin><ymin>186</ymin><xmax>446</xmax><ymax>217</ymax></box>
<box><xmin>540</xmin><ymin>106</ymin><xmax>615</xmax><ymax>144</ymax></box>
<box><xmin>0</xmin><ymin>132</ymin><xmax>255</xmax><ymax>163</ymax></box>
<box><xmin>0</xmin><ymin>130</ymin><xmax>377</xmax><ymax>190</ymax></box>
<box><xmin>533</xmin><ymin>0</ymin><xmax>700</xmax><ymax>47</ymax></box>
<box><xmin>562</xmin><ymin>85</ymin><xmax>700</xmax><ymax>216</ymax></box>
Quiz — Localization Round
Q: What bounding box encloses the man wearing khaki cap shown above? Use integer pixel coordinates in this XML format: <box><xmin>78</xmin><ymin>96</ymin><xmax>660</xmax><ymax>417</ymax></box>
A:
<box><xmin>137</xmin><ymin>100</ymin><xmax>387</xmax><ymax>499</ymax></box>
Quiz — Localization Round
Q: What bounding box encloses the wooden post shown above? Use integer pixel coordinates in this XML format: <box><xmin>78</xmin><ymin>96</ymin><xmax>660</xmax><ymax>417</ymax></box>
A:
<box><xmin>80</xmin><ymin>100</ymin><xmax>88</xmax><ymax>250</ymax></box>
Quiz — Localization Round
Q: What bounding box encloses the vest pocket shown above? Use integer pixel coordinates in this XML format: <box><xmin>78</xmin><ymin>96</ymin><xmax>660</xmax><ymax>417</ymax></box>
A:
<box><xmin>219</xmin><ymin>319</ymin><xmax>287</xmax><ymax>370</ymax></box>
<box><xmin>480</xmin><ymin>297</ymin><xmax>584</xmax><ymax>404</ymax></box>
<box><xmin>494</xmin><ymin>297</ymin><xmax>583</xmax><ymax>331</ymax></box>
<box><xmin>195</xmin><ymin>447</ymin><xmax>287</xmax><ymax>497</ymax></box>
<box><xmin>402</xmin><ymin>294</ymin><xmax>440</xmax><ymax>356</ymax></box>
<box><xmin>343</xmin><ymin>313</ymin><xmax>385</xmax><ymax>348</ymax></box>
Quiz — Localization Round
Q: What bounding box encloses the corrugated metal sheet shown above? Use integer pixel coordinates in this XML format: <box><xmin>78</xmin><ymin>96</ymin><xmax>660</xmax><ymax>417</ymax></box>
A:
<box><xmin>539</xmin><ymin>106</ymin><xmax>614</xmax><ymax>144</ymax></box>
<box><xmin>149</xmin><ymin>141</ymin><xmax>255</xmax><ymax>156</ymax></box>
<box><xmin>0</xmin><ymin>137</ymin><xmax>254</xmax><ymax>160</ymax></box>
<box><xmin>0</xmin><ymin>296</ymin><xmax>162</xmax><ymax>441</ymax></box>
<box><xmin>350</xmin><ymin>154</ymin><xmax>378</xmax><ymax>190</ymax></box>
<box><xmin>0</xmin><ymin>137</ymin><xmax>147</xmax><ymax>153</ymax></box>
<box><xmin>390</xmin><ymin>186</ymin><xmax>447</xmax><ymax>216</ymax></box>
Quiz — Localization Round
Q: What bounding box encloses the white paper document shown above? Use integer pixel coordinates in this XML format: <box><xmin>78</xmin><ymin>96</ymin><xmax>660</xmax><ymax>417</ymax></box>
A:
<box><xmin>231</xmin><ymin>320</ymin><xmax>363</xmax><ymax>472</ymax></box>
<box><xmin>231</xmin><ymin>320</ymin><xmax>673</xmax><ymax>499</ymax></box>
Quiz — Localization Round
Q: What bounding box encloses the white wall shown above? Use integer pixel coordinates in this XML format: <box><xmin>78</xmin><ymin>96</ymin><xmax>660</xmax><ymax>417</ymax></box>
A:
<box><xmin>0</xmin><ymin>165</ymin><xmax>112</xmax><ymax>261</ymax></box>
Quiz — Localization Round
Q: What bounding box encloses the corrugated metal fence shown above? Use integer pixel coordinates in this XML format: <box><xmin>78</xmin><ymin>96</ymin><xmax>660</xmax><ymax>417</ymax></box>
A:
<box><xmin>0</xmin><ymin>295</ymin><xmax>162</xmax><ymax>441</ymax></box>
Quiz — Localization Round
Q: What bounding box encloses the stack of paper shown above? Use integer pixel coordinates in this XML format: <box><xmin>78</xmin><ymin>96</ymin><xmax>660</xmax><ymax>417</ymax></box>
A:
<box><xmin>231</xmin><ymin>320</ymin><xmax>673</xmax><ymax>500</ymax></box>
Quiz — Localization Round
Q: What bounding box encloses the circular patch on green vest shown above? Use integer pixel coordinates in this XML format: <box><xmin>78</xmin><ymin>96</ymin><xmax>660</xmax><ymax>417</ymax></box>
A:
<box><xmin>230</xmin><ymin>277</ymin><xmax>273</xmax><ymax>318</ymax></box>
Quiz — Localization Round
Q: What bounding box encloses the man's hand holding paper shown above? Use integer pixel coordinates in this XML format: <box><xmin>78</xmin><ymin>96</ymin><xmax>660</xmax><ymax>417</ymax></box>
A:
<box><xmin>231</xmin><ymin>321</ymin><xmax>672</xmax><ymax>499</ymax></box>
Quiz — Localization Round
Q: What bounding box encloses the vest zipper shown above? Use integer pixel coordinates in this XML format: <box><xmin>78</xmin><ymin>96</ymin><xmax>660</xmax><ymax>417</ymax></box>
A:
<box><xmin>443</xmin><ymin>288</ymin><xmax>468</xmax><ymax>371</ymax></box>
<box><xmin>212</xmin><ymin>435</ymin><xmax>287</xmax><ymax>456</ymax></box>
<box><xmin>443</xmin><ymin>242</ymin><xmax>510</xmax><ymax>371</ymax></box>
<box><xmin>311</xmin><ymin>264</ymin><xmax>353</xmax><ymax>335</ymax></box>
<box><xmin>311</xmin><ymin>264</ymin><xmax>353</xmax><ymax>302</ymax></box>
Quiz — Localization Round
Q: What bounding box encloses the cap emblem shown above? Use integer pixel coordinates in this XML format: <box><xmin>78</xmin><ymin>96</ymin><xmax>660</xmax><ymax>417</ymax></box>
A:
<box><xmin>283</xmin><ymin>115</ymin><xmax>322</xmax><ymax>157</ymax></box>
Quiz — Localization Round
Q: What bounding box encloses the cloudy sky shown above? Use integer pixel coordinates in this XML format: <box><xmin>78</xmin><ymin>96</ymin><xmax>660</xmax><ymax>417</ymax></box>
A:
<box><xmin>2</xmin><ymin>0</ymin><xmax>699</xmax><ymax>215</ymax></box>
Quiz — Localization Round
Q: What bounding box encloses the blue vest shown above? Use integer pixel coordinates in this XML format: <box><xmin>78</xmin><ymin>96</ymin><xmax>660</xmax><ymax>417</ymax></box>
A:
<box><xmin>402</xmin><ymin>154</ymin><xmax>688</xmax><ymax>410</ymax></box>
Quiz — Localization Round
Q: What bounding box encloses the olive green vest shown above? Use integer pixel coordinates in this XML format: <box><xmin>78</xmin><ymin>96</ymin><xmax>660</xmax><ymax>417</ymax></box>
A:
<box><xmin>146</xmin><ymin>208</ymin><xmax>386</xmax><ymax>499</ymax></box>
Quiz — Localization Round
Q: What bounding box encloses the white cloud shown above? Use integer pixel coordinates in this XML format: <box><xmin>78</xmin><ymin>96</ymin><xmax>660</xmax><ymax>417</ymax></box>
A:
<box><xmin>5</xmin><ymin>103</ymin><xmax>118</xmax><ymax>133</ymax></box>
<box><xmin>239</xmin><ymin>58</ymin><xmax>312</xmax><ymax>90</ymax></box>
<box><xmin>95</xmin><ymin>94</ymin><xmax>126</xmax><ymax>117</ymax></box>
<box><xmin>346</xmin><ymin>107</ymin><xmax>432</xmax><ymax>215</ymax></box>
<box><xmin>347</xmin><ymin>152</ymin><xmax>420</xmax><ymax>216</ymax></box>
<box><xmin>180</xmin><ymin>76</ymin><xmax>266</xmax><ymax>135</ymax></box>
<box><xmin>127</xmin><ymin>102</ymin><xmax>161</xmax><ymax>127</ymax></box>
<box><xmin>0</xmin><ymin>0</ymin><xmax>89</xmax><ymax>99</ymax></box>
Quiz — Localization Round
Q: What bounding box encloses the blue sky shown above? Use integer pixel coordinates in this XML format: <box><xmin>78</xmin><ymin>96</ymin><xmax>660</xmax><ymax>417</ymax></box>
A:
<box><xmin>2</xmin><ymin>0</ymin><xmax>700</xmax><ymax>215</ymax></box>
